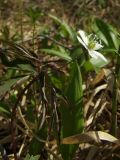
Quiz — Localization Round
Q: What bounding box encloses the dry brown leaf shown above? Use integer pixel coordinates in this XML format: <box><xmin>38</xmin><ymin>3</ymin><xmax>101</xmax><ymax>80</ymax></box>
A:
<box><xmin>91</xmin><ymin>69</ymin><xmax>105</xmax><ymax>86</ymax></box>
<box><xmin>50</xmin><ymin>131</ymin><xmax>117</xmax><ymax>145</ymax></box>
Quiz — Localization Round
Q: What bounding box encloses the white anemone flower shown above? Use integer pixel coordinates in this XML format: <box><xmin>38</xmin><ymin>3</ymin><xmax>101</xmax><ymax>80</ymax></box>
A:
<box><xmin>77</xmin><ymin>30</ymin><xmax>107</xmax><ymax>62</ymax></box>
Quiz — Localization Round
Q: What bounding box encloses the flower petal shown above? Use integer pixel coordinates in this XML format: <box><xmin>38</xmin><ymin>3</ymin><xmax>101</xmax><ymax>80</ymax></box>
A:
<box><xmin>88</xmin><ymin>50</ymin><xmax>108</xmax><ymax>62</ymax></box>
<box><xmin>94</xmin><ymin>43</ymin><xmax>103</xmax><ymax>50</ymax></box>
<box><xmin>78</xmin><ymin>30</ymin><xmax>88</xmax><ymax>45</ymax></box>
<box><xmin>77</xmin><ymin>35</ymin><xmax>88</xmax><ymax>50</ymax></box>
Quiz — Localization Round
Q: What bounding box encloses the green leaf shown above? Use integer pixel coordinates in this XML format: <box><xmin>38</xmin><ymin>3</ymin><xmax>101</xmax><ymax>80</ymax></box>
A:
<box><xmin>26</xmin><ymin>7</ymin><xmax>42</xmax><ymax>23</ymax></box>
<box><xmin>0</xmin><ymin>77</ymin><xmax>26</xmax><ymax>96</ymax></box>
<box><xmin>102</xmin><ymin>48</ymin><xmax>117</xmax><ymax>57</ymax></box>
<box><xmin>71</xmin><ymin>47</ymin><xmax>85</xmax><ymax>66</ymax></box>
<box><xmin>110</xmin><ymin>30</ymin><xmax>119</xmax><ymax>50</ymax></box>
<box><xmin>0</xmin><ymin>102</ymin><xmax>10</xmax><ymax>114</ymax></box>
<box><xmin>41</xmin><ymin>49</ymin><xmax>72</xmax><ymax>61</ymax></box>
<box><xmin>102</xmin><ymin>48</ymin><xmax>117</xmax><ymax>53</ymax></box>
<box><xmin>49</xmin><ymin>14</ymin><xmax>76</xmax><ymax>42</ymax></box>
<box><xmin>29</xmin><ymin>127</ymin><xmax>47</xmax><ymax>156</ymax></box>
<box><xmin>0</xmin><ymin>106</ymin><xmax>9</xmax><ymax>114</ymax></box>
<box><xmin>26</xmin><ymin>105</ymin><xmax>36</xmax><ymax>123</ymax></box>
<box><xmin>93</xmin><ymin>19</ymin><xmax>119</xmax><ymax>50</ymax></box>
<box><xmin>60</xmin><ymin>62</ymin><xmax>84</xmax><ymax>160</ymax></box>
<box><xmin>98</xmin><ymin>0</ymin><xmax>106</xmax><ymax>7</ymax></box>
<box><xmin>24</xmin><ymin>154</ymin><xmax>40</xmax><ymax>160</ymax></box>
<box><xmin>84</xmin><ymin>60</ymin><xmax>94</xmax><ymax>72</ymax></box>
<box><xmin>67</xmin><ymin>62</ymin><xmax>83</xmax><ymax>107</ymax></box>
<box><xmin>18</xmin><ymin>64</ymin><xmax>35</xmax><ymax>72</ymax></box>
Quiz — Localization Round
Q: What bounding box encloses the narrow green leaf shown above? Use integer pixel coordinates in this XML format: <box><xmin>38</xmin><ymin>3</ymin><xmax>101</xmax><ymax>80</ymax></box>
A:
<box><xmin>0</xmin><ymin>107</ymin><xmax>9</xmax><ymax>114</ymax></box>
<box><xmin>94</xmin><ymin>19</ymin><xmax>114</xmax><ymax>47</ymax></box>
<box><xmin>49</xmin><ymin>14</ymin><xmax>76</xmax><ymax>42</ymax></box>
<box><xmin>60</xmin><ymin>62</ymin><xmax>84</xmax><ymax>160</ymax></box>
<box><xmin>18</xmin><ymin>64</ymin><xmax>35</xmax><ymax>72</ymax></box>
<box><xmin>93</xmin><ymin>19</ymin><xmax>119</xmax><ymax>50</ymax></box>
<box><xmin>41</xmin><ymin>49</ymin><xmax>72</xmax><ymax>61</ymax></box>
<box><xmin>0</xmin><ymin>102</ymin><xmax>10</xmax><ymax>114</ymax></box>
<box><xmin>67</xmin><ymin>62</ymin><xmax>83</xmax><ymax>107</ymax></box>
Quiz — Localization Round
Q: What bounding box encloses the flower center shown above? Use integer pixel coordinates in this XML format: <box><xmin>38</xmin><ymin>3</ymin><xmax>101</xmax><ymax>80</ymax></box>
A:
<box><xmin>88</xmin><ymin>42</ymin><xmax>96</xmax><ymax>49</ymax></box>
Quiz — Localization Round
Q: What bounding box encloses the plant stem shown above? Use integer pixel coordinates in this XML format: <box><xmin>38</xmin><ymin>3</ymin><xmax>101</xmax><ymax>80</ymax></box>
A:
<box><xmin>111</xmin><ymin>75</ymin><xmax>117</xmax><ymax>136</ymax></box>
<box><xmin>19</xmin><ymin>0</ymin><xmax>24</xmax><ymax>44</ymax></box>
<box><xmin>111</xmin><ymin>49</ymin><xmax>120</xmax><ymax>136</ymax></box>
<box><xmin>32</xmin><ymin>22</ymin><xmax>36</xmax><ymax>51</ymax></box>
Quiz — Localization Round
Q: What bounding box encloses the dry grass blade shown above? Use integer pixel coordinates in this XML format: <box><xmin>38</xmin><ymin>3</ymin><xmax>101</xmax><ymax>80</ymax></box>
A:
<box><xmin>86</xmin><ymin>101</ymin><xmax>107</xmax><ymax>127</ymax></box>
<box><xmin>84</xmin><ymin>84</ymin><xmax>107</xmax><ymax>117</ymax></box>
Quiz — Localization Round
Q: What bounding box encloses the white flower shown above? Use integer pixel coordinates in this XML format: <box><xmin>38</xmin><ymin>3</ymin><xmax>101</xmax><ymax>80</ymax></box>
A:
<box><xmin>77</xmin><ymin>30</ymin><xmax>107</xmax><ymax>62</ymax></box>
